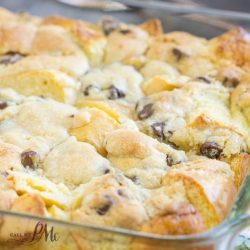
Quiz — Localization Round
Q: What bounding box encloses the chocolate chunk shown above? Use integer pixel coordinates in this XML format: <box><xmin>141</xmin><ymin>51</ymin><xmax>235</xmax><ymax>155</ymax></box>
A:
<box><xmin>120</xmin><ymin>29</ymin><xmax>131</xmax><ymax>35</ymax></box>
<box><xmin>108</xmin><ymin>85</ymin><xmax>125</xmax><ymax>100</ymax></box>
<box><xmin>151</xmin><ymin>122</ymin><xmax>165</xmax><ymax>140</ymax></box>
<box><xmin>96</xmin><ymin>196</ymin><xmax>113</xmax><ymax>215</ymax></box>
<box><xmin>166</xmin><ymin>154</ymin><xmax>174</xmax><ymax>166</ymax></box>
<box><xmin>101</xmin><ymin>17</ymin><xmax>120</xmax><ymax>36</ymax></box>
<box><xmin>21</xmin><ymin>150</ymin><xmax>40</xmax><ymax>169</ymax></box>
<box><xmin>138</xmin><ymin>103</ymin><xmax>154</xmax><ymax>120</ymax></box>
<box><xmin>197</xmin><ymin>77</ymin><xmax>211</xmax><ymax>84</ymax></box>
<box><xmin>200</xmin><ymin>142</ymin><xmax>222</xmax><ymax>159</ymax></box>
<box><xmin>0</xmin><ymin>102</ymin><xmax>8</xmax><ymax>110</ymax></box>
<box><xmin>0</xmin><ymin>52</ymin><xmax>23</xmax><ymax>65</ymax></box>
<box><xmin>172</xmin><ymin>48</ymin><xmax>188</xmax><ymax>61</ymax></box>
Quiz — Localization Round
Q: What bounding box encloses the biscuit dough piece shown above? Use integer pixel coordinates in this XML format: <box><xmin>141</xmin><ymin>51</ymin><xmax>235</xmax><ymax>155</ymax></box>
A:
<box><xmin>7</xmin><ymin>170</ymin><xmax>73</xmax><ymax>210</ymax></box>
<box><xmin>0</xmin><ymin>194</ymin><xmax>47</xmax><ymax>242</ymax></box>
<box><xmin>42</xmin><ymin>15</ymin><xmax>106</xmax><ymax>66</ymax></box>
<box><xmin>43</xmin><ymin>136</ymin><xmax>112</xmax><ymax>186</ymax></box>
<box><xmin>231</xmin><ymin>83</ymin><xmax>250</xmax><ymax>125</ymax></box>
<box><xmin>71</xmin><ymin>173</ymin><xmax>148</xmax><ymax>229</ymax></box>
<box><xmin>77</xmin><ymin>63</ymin><xmax>143</xmax><ymax>105</ymax></box>
<box><xmin>141</xmin><ymin>60</ymin><xmax>190</xmax><ymax>95</ymax></box>
<box><xmin>227</xmin><ymin>153</ymin><xmax>250</xmax><ymax>190</ymax></box>
<box><xmin>71</xmin><ymin>173</ymin><xmax>148</xmax><ymax>250</ymax></box>
<box><xmin>146</xmin><ymin>31</ymin><xmax>216</xmax><ymax>78</ymax></box>
<box><xmin>209</xmin><ymin>27</ymin><xmax>250</xmax><ymax>73</ymax></box>
<box><xmin>0</xmin><ymin>140</ymin><xmax>24</xmax><ymax>172</ymax></box>
<box><xmin>0</xmin><ymin>23</ymin><xmax>37</xmax><ymax>55</ymax></box>
<box><xmin>0</xmin><ymin>54</ymin><xmax>89</xmax><ymax>78</ymax></box>
<box><xmin>0</xmin><ymin>97</ymin><xmax>77</xmax><ymax>155</ymax></box>
<box><xmin>69</xmin><ymin>107</ymin><xmax>120</xmax><ymax>155</ymax></box>
<box><xmin>0</xmin><ymin>69</ymin><xmax>79</xmax><ymax>104</ymax></box>
<box><xmin>0</xmin><ymin>175</ymin><xmax>18</xmax><ymax>213</ymax></box>
<box><xmin>135</xmin><ymin>82</ymin><xmax>248</xmax><ymax>157</ymax></box>
<box><xmin>104</xmin><ymin>24</ymin><xmax>150</xmax><ymax>64</ymax></box>
<box><xmin>104</xmin><ymin>129</ymin><xmax>187</xmax><ymax>188</ymax></box>
<box><xmin>163</xmin><ymin>159</ymin><xmax>236</xmax><ymax>229</ymax></box>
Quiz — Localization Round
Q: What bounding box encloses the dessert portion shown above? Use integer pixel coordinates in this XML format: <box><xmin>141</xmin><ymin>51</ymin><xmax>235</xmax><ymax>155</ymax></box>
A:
<box><xmin>0</xmin><ymin>7</ymin><xmax>249</xmax><ymax>250</ymax></box>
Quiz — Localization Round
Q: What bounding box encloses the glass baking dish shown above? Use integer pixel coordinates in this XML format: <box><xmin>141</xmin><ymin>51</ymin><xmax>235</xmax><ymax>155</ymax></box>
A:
<box><xmin>0</xmin><ymin>1</ymin><xmax>250</xmax><ymax>249</ymax></box>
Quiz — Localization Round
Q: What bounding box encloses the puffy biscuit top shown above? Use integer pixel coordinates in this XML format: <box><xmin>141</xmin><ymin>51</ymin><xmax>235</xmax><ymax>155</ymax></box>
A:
<box><xmin>0</xmin><ymin>8</ymin><xmax>250</xmax><ymax>249</ymax></box>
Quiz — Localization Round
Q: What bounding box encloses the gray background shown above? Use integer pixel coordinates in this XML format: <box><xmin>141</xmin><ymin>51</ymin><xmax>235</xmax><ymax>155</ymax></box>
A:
<box><xmin>0</xmin><ymin>0</ymin><xmax>249</xmax><ymax>38</ymax></box>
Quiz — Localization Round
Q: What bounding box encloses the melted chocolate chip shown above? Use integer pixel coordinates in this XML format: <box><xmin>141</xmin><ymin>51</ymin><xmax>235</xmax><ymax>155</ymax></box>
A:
<box><xmin>96</xmin><ymin>196</ymin><xmax>113</xmax><ymax>215</ymax></box>
<box><xmin>108</xmin><ymin>85</ymin><xmax>126</xmax><ymax>100</ymax></box>
<box><xmin>166</xmin><ymin>154</ymin><xmax>174</xmax><ymax>166</ymax></box>
<box><xmin>101</xmin><ymin>17</ymin><xmax>120</xmax><ymax>36</ymax></box>
<box><xmin>138</xmin><ymin>103</ymin><xmax>154</xmax><ymax>120</ymax></box>
<box><xmin>200</xmin><ymin>142</ymin><xmax>222</xmax><ymax>159</ymax></box>
<box><xmin>151</xmin><ymin>122</ymin><xmax>165</xmax><ymax>140</ymax></box>
<box><xmin>172</xmin><ymin>48</ymin><xmax>187</xmax><ymax>61</ymax></box>
<box><xmin>197</xmin><ymin>77</ymin><xmax>211</xmax><ymax>84</ymax></box>
<box><xmin>120</xmin><ymin>29</ymin><xmax>131</xmax><ymax>35</ymax></box>
<box><xmin>0</xmin><ymin>52</ymin><xmax>23</xmax><ymax>65</ymax></box>
<box><xmin>0</xmin><ymin>102</ymin><xmax>8</xmax><ymax>110</ymax></box>
<box><xmin>21</xmin><ymin>150</ymin><xmax>40</xmax><ymax>169</ymax></box>
<box><xmin>69</xmin><ymin>114</ymin><xmax>75</xmax><ymax>118</ymax></box>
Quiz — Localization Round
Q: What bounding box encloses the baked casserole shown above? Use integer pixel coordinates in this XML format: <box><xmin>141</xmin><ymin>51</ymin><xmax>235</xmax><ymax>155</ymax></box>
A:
<box><xmin>0</xmin><ymin>7</ymin><xmax>249</xmax><ymax>250</ymax></box>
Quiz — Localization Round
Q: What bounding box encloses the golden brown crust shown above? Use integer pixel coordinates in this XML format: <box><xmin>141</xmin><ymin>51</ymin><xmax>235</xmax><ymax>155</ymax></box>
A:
<box><xmin>0</xmin><ymin>23</ymin><xmax>37</xmax><ymax>54</ymax></box>
<box><xmin>42</xmin><ymin>15</ymin><xmax>106</xmax><ymax>65</ymax></box>
<box><xmin>228</xmin><ymin>153</ymin><xmax>250</xmax><ymax>189</ymax></box>
<box><xmin>140</xmin><ymin>19</ymin><xmax>163</xmax><ymax>37</ymax></box>
<box><xmin>140</xmin><ymin>203</ymin><xmax>206</xmax><ymax>235</ymax></box>
<box><xmin>210</xmin><ymin>27</ymin><xmax>250</xmax><ymax>70</ymax></box>
<box><xmin>163</xmin><ymin>160</ymin><xmax>237</xmax><ymax>228</ymax></box>
<box><xmin>31</xmin><ymin>25</ymin><xmax>81</xmax><ymax>55</ymax></box>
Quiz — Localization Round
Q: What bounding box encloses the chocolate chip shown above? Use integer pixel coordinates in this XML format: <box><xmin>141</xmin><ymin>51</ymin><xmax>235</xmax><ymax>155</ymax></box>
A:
<box><xmin>166</xmin><ymin>154</ymin><xmax>174</xmax><ymax>166</ymax></box>
<box><xmin>172</xmin><ymin>48</ymin><xmax>188</xmax><ymax>61</ymax></box>
<box><xmin>96</xmin><ymin>195</ymin><xmax>113</xmax><ymax>216</ymax></box>
<box><xmin>151</xmin><ymin>122</ymin><xmax>165</xmax><ymax>140</ymax></box>
<box><xmin>104</xmin><ymin>169</ymin><xmax>111</xmax><ymax>174</ymax></box>
<box><xmin>117</xmin><ymin>189</ymin><xmax>125</xmax><ymax>197</ymax></box>
<box><xmin>69</xmin><ymin>114</ymin><xmax>75</xmax><ymax>118</ymax></box>
<box><xmin>0</xmin><ymin>102</ymin><xmax>8</xmax><ymax>110</ymax></box>
<box><xmin>120</xmin><ymin>29</ymin><xmax>131</xmax><ymax>35</ymax></box>
<box><xmin>138</xmin><ymin>103</ymin><xmax>154</xmax><ymax>120</ymax></box>
<box><xmin>0</xmin><ymin>52</ymin><xmax>23</xmax><ymax>65</ymax></box>
<box><xmin>223</xmin><ymin>77</ymin><xmax>239</xmax><ymax>88</ymax></box>
<box><xmin>197</xmin><ymin>77</ymin><xmax>211</xmax><ymax>84</ymax></box>
<box><xmin>126</xmin><ymin>175</ymin><xmax>139</xmax><ymax>184</ymax></box>
<box><xmin>101</xmin><ymin>17</ymin><xmax>120</xmax><ymax>36</ymax></box>
<box><xmin>107</xmin><ymin>85</ymin><xmax>125</xmax><ymax>100</ymax></box>
<box><xmin>83</xmin><ymin>85</ymin><xmax>93</xmax><ymax>96</ymax></box>
<box><xmin>21</xmin><ymin>150</ymin><xmax>40</xmax><ymax>169</ymax></box>
<box><xmin>200</xmin><ymin>142</ymin><xmax>222</xmax><ymax>159</ymax></box>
